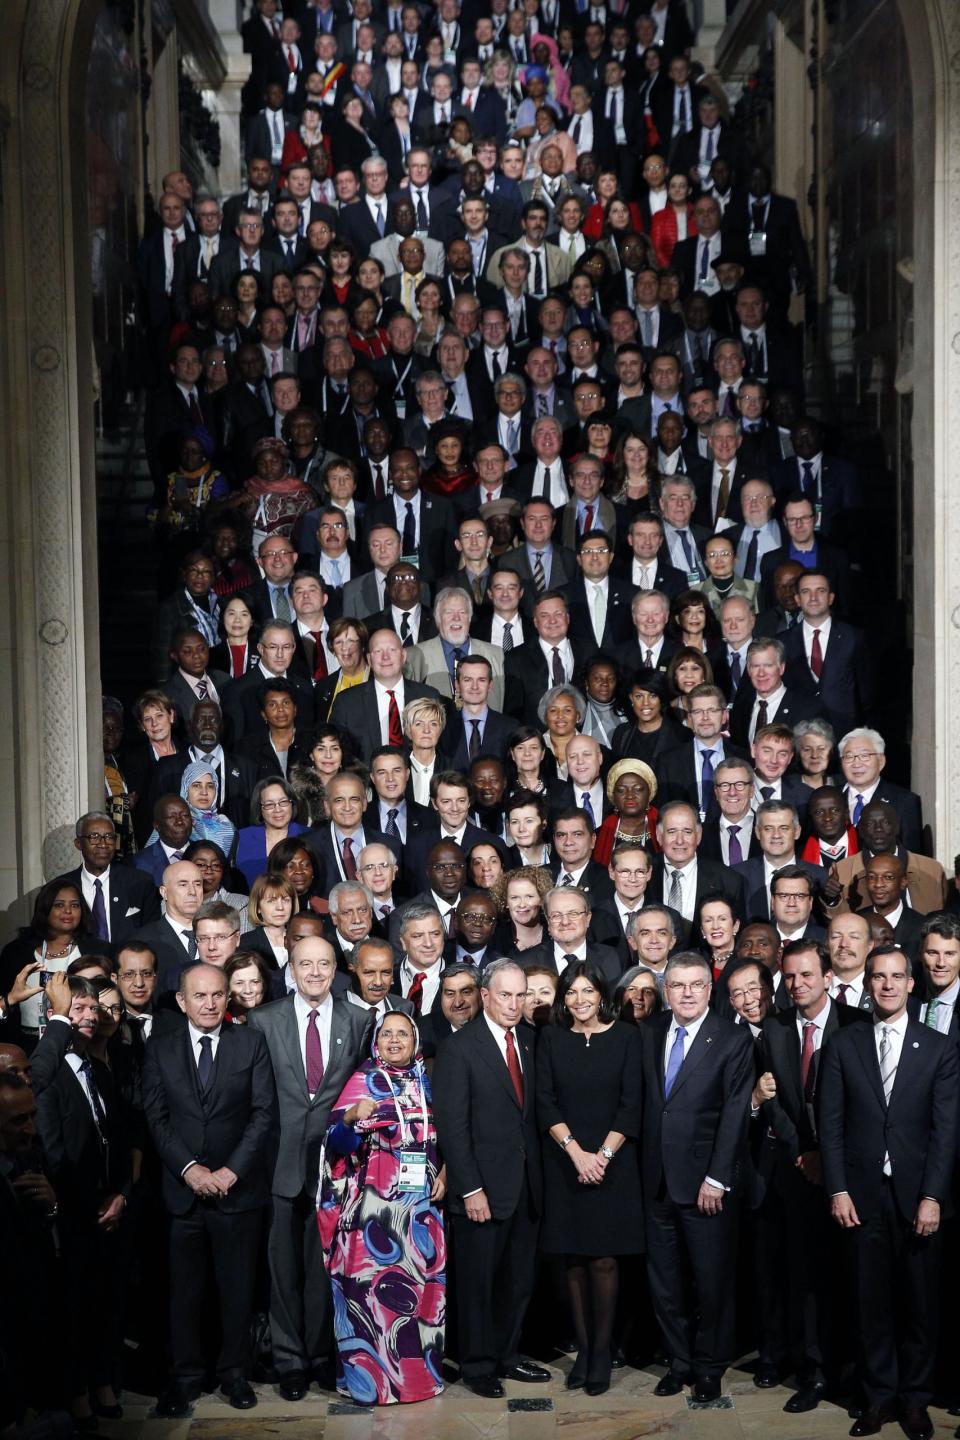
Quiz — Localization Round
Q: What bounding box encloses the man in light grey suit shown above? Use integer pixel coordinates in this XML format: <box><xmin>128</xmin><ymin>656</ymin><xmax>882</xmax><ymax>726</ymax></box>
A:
<box><xmin>404</xmin><ymin>587</ymin><xmax>505</xmax><ymax>709</ymax></box>
<box><xmin>249</xmin><ymin>935</ymin><xmax>372</xmax><ymax>1401</ymax></box>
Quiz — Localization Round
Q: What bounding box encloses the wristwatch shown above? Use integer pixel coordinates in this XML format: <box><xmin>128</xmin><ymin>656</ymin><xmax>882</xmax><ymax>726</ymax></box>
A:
<box><xmin>559</xmin><ymin>1134</ymin><xmax>574</xmax><ymax>1149</ymax></box>
<box><xmin>600</xmin><ymin>1145</ymin><xmax>614</xmax><ymax>1161</ymax></box>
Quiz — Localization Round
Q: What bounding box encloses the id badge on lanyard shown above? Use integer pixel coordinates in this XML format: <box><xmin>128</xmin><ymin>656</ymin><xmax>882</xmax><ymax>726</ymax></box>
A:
<box><xmin>749</xmin><ymin>230</ymin><xmax>767</xmax><ymax>257</ymax></box>
<box><xmin>379</xmin><ymin>1067</ymin><xmax>430</xmax><ymax>1195</ymax></box>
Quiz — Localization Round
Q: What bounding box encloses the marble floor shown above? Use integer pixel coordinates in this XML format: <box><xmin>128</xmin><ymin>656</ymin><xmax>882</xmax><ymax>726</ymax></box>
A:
<box><xmin>81</xmin><ymin>1361</ymin><xmax>960</xmax><ymax>1440</ymax></box>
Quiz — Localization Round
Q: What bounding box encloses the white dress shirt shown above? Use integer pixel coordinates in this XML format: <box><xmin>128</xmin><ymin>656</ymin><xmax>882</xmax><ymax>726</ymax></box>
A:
<box><xmin>491</xmin><ymin>613</ymin><xmax>524</xmax><ymax>649</ymax></box>
<box><xmin>795</xmin><ymin>996</ymin><xmax>831</xmax><ymax>1057</ymax></box>
<box><xmin>662</xmin><ymin>857</ymin><xmax>698</xmax><ymax>921</ymax></box>
<box><xmin>749</xmin><ymin>684</ymin><xmax>787</xmax><ymax>742</ymax></box>
<box><xmin>873</xmin><ymin>1011</ymin><xmax>909</xmax><ymax>1174</ymax></box>
<box><xmin>802</xmin><ymin>616</ymin><xmax>832</xmax><ymax>672</ymax></box>
<box><xmin>538</xmin><ymin>636</ymin><xmax>574</xmax><ymax>682</ymax></box>
<box><xmin>79</xmin><ymin>864</ymin><xmax>112</xmax><ymax>941</ymax></box>
<box><xmin>830</xmin><ymin>971</ymin><xmax>866</xmax><ymax>1008</ymax></box>
<box><xmin>400</xmin><ymin>957</ymin><xmax>443</xmax><ymax>1013</ymax></box>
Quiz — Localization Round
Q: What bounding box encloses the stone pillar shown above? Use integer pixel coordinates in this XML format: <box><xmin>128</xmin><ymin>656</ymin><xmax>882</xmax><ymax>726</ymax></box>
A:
<box><xmin>207</xmin><ymin>0</ymin><xmax>250</xmax><ymax>195</ymax></box>
<box><xmin>905</xmin><ymin>0</ymin><xmax>960</xmax><ymax>862</ymax></box>
<box><xmin>694</xmin><ymin>0</ymin><xmax>732</xmax><ymax>67</ymax></box>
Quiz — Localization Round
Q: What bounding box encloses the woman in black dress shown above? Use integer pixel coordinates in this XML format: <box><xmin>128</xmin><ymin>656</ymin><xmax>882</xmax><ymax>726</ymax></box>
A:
<box><xmin>536</xmin><ymin>962</ymin><xmax>643</xmax><ymax>1396</ymax></box>
<box><xmin>609</xmin><ymin>668</ymin><xmax>691</xmax><ymax>766</ymax></box>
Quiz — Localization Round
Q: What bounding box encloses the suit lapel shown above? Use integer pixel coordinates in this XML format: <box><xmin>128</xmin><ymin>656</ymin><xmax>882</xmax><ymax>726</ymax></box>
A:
<box><xmin>280</xmin><ymin>995</ymin><xmax>310</xmax><ymax>1099</ymax></box>
<box><xmin>772</xmin><ymin>1013</ymin><xmax>804</xmax><ymax>1114</ymax></box>
<box><xmin>476</xmin><ymin>1018</ymin><xmax>522</xmax><ymax>1108</ymax></box>
<box><xmin>851</xmin><ymin>1017</ymin><xmax>887</xmax><ymax>1110</ymax></box>
<box><xmin>887</xmin><ymin>1019</ymin><xmax>924</xmax><ymax>1109</ymax></box>
<box><xmin>668</xmin><ymin>1010</ymin><xmax>718</xmax><ymax>1097</ymax></box>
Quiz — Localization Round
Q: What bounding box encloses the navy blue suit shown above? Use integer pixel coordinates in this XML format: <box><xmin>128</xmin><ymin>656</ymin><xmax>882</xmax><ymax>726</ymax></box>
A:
<box><xmin>782</xmin><ymin>620</ymin><xmax>875</xmax><ymax>739</ymax></box>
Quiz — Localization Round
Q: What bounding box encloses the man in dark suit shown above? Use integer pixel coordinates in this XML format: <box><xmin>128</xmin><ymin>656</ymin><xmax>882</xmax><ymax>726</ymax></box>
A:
<box><xmin>143</xmin><ymin>962</ymin><xmax>277</xmax><ymax>1416</ymax></box>
<box><xmin>31</xmin><ymin>974</ymin><xmax>131</xmax><ymax>1417</ymax></box>
<box><xmin>363</xmin><ymin>448</ymin><xmax>458</xmax><ymax>585</ymax></box>
<box><xmin>646</xmin><ymin>801</ymin><xmax>746</xmax><ymax>945</ymax></box>
<box><xmin>734</xmin><ymin>285</ymin><xmax>805</xmax><ymax>393</ymax></box>
<box><xmin>733</xmin><ymin>802</ymin><xmax>822</xmax><ymax>922</ymax></box>
<box><xmin>221</xmin><ymin>623</ymin><xmax>315</xmax><ymax>744</ymax></box>
<box><xmin>819</xmin><ymin>945</ymin><xmax>958</xmax><ymax>1440</ymax></box>
<box><xmin>837</xmin><ymin>730</ymin><xmax>924</xmax><ymax>858</ymax></box>
<box><xmin>249</xmin><ymin>935</ymin><xmax>373</xmax><ymax>1400</ymax></box>
<box><xmin>721</xmin><ymin>163</ymin><xmax>812</xmax><ymax>320</ymax></box>
<box><xmin>302</xmin><ymin>771</ymin><xmax>401</xmax><ymax>894</ymax></box>
<box><xmin>639</xmin><ymin>949</ymin><xmax>755</xmax><ymax>1401</ymax></box>
<box><xmin>754</xmin><ymin>939</ymin><xmax>870</xmax><ymax>1405</ymax></box>
<box><xmin>517</xmin><ymin>884</ymin><xmax>621</xmax><ymax>986</ymax></box>
<box><xmin>783</xmin><ymin>571</ymin><xmax>874</xmax><ymax>739</ymax></box>
<box><xmin>856</xmin><ymin>853</ymin><xmax>926</xmax><ymax>963</ymax></box>
<box><xmin>208</xmin><ymin>210</ymin><xmax>283</xmax><ymax>298</ymax></box>
<box><xmin>727</xmin><ymin>638</ymin><xmax>826</xmax><ymax>747</ymax></box>
<box><xmin>143</xmin><ymin>343</ymin><xmax>216</xmax><ymax>499</ymax></box>
<box><xmin>366</xmin><ymin>746</ymin><xmax>440</xmax><ymax>849</ymax></box>
<box><xmin>329</xmin><ymin>626</ymin><xmax>444</xmax><ymax>764</ymax></box>
<box><xmin>759</xmin><ymin>493</ymin><xmax>851</xmax><ymax>613</ymax></box>
<box><xmin>655</xmin><ymin>684</ymin><xmax>748</xmax><ymax>817</ymax></box>
<box><xmin>769</xmin><ymin>417</ymin><xmax>861</xmax><ymax>546</ymax></box>
<box><xmin>441</xmin><ymin>672</ymin><xmax>515</xmax><ymax>772</ymax></box>
<box><xmin>149</xmin><ymin>700</ymin><xmax>258</xmax><ymax>830</ymax></box>
<box><xmin>433</xmin><ymin>959</ymin><xmax>549</xmax><ymax>1397</ymax></box>
<box><xmin>64</xmin><ymin>812</ymin><xmax>161</xmax><ymax>945</ymax></box>
<box><xmin>566</xmin><ymin>530</ymin><xmax>635</xmax><ymax>650</ymax></box>
<box><xmin>592</xmin><ymin>58</ymin><xmax>642</xmax><ymax>197</ymax></box>
<box><xmin>495</xmin><ymin>500</ymin><xmax>578</xmax><ymax>610</ymax></box>
<box><xmin>504</xmin><ymin>590</ymin><xmax>592</xmax><ymax>724</ymax></box>
<box><xmin>614</xmin><ymin>514</ymin><xmax>690</xmax><ymax>602</ymax></box>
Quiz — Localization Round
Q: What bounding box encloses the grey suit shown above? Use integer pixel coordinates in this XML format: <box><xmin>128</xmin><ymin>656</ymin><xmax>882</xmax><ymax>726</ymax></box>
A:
<box><xmin>249</xmin><ymin>992</ymin><xmax>372</xmax><ymax>1378</ymax></box>
<box><xmin>404</xmin><ymin>636</ymin><xmax>505</xmax><ymax>710</ymax></box>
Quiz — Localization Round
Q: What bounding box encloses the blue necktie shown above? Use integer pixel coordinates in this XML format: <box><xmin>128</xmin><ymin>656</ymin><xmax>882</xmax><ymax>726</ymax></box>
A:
<box><xmin>801</xmin><ymin>461</ymin><xmax>814</xmax><ymax>494</ymax></box>
<box><xmin>664</xmin><ymin>1026</ymin><xmax>687</xmax><ymax>1096</ymax></box>
<box><xmin>700</xmin><ymin>748</ymin><xmax>716</xmax><ymax>811</ymax></box>
<box><xmin>581</xmin><ymin>792</ymin><xmax>596</xmax><ymax>828</ymax></box>
<box><xmin>197</xmin><ymin>1035</ymin><xmax>213</xmax><ymax>1091</ymax></box>
<box><xmin>744</xmin><ymin>529</ymin><xmax>760</xmax><ymax>580</ymax></box>
<box><xmin>678</xmin><ymin>529</ymin><xmax>695</xmax><ymax>571</ymax></box>
<box><xmin>852</xmin><ymin>792</ymin><xmax>864</xmax><ymax>825</ymax></box>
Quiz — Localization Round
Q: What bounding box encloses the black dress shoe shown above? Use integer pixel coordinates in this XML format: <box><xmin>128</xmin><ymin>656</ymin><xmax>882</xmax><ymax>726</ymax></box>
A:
<box><xmin>654</xmin><ymin>1372</ymin><xmax>689</xmax><ymax>1397</ymax></box>
<box><xmin>90</xmin><ymin>1398</ymin><xmax>123</xmax><ymax>1419</ymax></box>
<box><xmin>501</xmin><ymin>1360</ymin><xmax>552</xmax><ymax>1382</ymax></box>
<box><xmin>155</xmin><ymin>1384</ymin><xmax>197</xmax><ymax>1419</ymax></box>
<box><xmin>313</xmin><ymin>1360</ymin><xmax>338</xmax><ymax>1391</ymax></box>
<box><xmin>692</xmin><ymin>1378</ymin><xmax>722</xmax><ymax>1403</ymax></box>
<box><xmin>850</xmin><ymin>1401</ymin><xmax>898</xmax><ymax>1437</ymax></box>
<box><xmin>279</xmin><ymin>1371</ymin><xmax>309</xmax><ymax>1401</ymax></box>
<box><xmin>754</xmin><ymin>1362</ymin><xmax>781</xmax><ymax>1388</ymax></box>
<box><xmin>464</xmin><ymin>1374</ymin><xmax>505</xmax><ymax>1399</ymax></box>
<box><xmin>221</xmin><ymin>1378</ymin><xmax>257</xmax><ymax>1410</ymax></box>
<box><xmin>585</xmin><ymin>1348</ymin><xmax>612</xmax><ymax>1397</ymax></box>
<box><xmin>785</xmin><ymin>1382</ymin><xmax>827</xmax><ymax>1413</ymax></box>
<box><xmin>900</xmin><ymin>1406</ymin><xmax>933</xmax><ymax>1440</ymax></box>
<box><xmin>611</xmin><ymin>1346</ymin><xmax>626</xmax><ymax>1370</ymax></box>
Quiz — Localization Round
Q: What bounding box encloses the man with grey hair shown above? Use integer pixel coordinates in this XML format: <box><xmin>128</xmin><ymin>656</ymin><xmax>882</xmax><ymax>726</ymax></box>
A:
<box><xmin>627</xmin><ymin>905</ymin><xmax>678</xmax><ymax>982</ymax></box>
<box><xmin>357</xmin><ymin>841</ymin><xmax>401</xmax><ymax>923</ymax></box>
<box><xmin>560</xmin><ymin>455</ymin><xmax>617</xmax><ymax>550</ymax></box>
<box><xmin>639</xmin><ymin>949</ymin><xmax>755</xmax><ymax>1403</ymax></box>
<box><xmin>326</xmin><ymin>881</ymin><xmax>377</xmax><ymax>970</ymax></box>
<box><xmin>837</xmin><ymin>726</ymin><xmax>923</xmax><ymax>851</ymax></box>
<box><xmin>338</xmin><ymin>155</ymin><xmax>391</xmax><ymax>250</ymax></box>
<box><xmin>660</xmin><ymin>474</ymin><xmax>709</xmax><ymax>580</ymax></box>
<box><xmin>65</xmin><ymin>810</ymin><xmax>160</xmax><ymax>944</ymax></box>
<box><xmin>396</xmin><ymin>902</ymin><xmax>447</xmax><ymax>1014</ymax></box>
<box><xmin>404</xmin><ymin>586</ymin><xmax>505</xmax><ymax>706</ymax></box>
<box><xmin>433</xmin><ymin>958</ymin><xmax>548</xmax><ymax>1397</ymax></box>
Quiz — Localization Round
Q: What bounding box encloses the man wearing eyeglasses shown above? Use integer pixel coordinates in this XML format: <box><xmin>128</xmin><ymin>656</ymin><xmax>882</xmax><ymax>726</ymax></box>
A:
<box><xmin>516</xmin><ymin>885</ymin><xmax>621</xmax><ymax>985</ymax></box>
<box><xmin>698</xmin><ymin>758</ymin><xmax>758</xmax><ymax>865</ymax></box>
<box><xmin>639</xmin><ymin>949</ymin><xmax>754</xmax><ymax>1403</ymax></box>
<box><xmin>63</xmin><ymin>812</ymin><xmax>160</xmax><ymax>946</ymax></box>
<box><xmin>222</xmin><ymin>621</ymin><xmax>314</xmax><ymax>741</ymax></box>
<box><xmin>752</xmin><ymin>939</ymin><xmax>869</xmax><ymax>1409</ymax></box>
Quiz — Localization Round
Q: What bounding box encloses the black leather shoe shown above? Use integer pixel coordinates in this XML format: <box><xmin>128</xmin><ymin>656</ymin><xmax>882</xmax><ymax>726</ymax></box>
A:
<box><xmin>464</xmin><ymin>1374</ymin><xmax>505</xmax><ymax>1399</ymax></box>
<box><xmin>221</xmin><ymin>1378</ymin><xmax>257</xmax><ymax>1410</ymax></box>
<box><xmin>654</xmin><ymin>1372</ymin><xmax>689</xmax><ymax>1397</ymax></box>
<box><xmin>754</xmin><ymin>1362</ymin><xmax>781</xmax><ymax>1388</ymax></box>
<box><xmin>279</xmin><ymin>1371</ymin><xmax>308</xmax><ymax>1401</ymax></box>
<box><xmin>585</xmin><ymin>1348</ymin><xmax>612</xmax><ymax>1397</ymax></box>
<box><xmin>900</xmin><ymin>1406</ymin><xmax>933</xmax><ymax>1440</ymax></box>
<box><xmin>611</xmin><ymin>1346</ymin><xmax>626</xmax><ymax>1370</ymax></box>
<box><xmin>566</xmin><ymin>1351</ymin><xmax>588</xmax><ymax>1390</ymax></box>
<box><xmin>850</xmin><ymin>1401</ymin><xmax>898</xmax><ymax>1437</ymax></box>
<box><xmin>501</xmin><ymin>1361</ymin><xmax>551</xmax><ymax>1382</ymax></box>
<box><xmin>693</xmin><ymin>1378</ymin><xmax>722</xmax><ymax>1403</ymax></box>
<box><xmin>785</xmin><ymin>1382</ymin><xmax>827</xmax><ymax>1413</ymax></box>
<box><xmin>155</xmin><ymin>1384</ymin><xmax>197</xmax><ymax>1419</ymax></box>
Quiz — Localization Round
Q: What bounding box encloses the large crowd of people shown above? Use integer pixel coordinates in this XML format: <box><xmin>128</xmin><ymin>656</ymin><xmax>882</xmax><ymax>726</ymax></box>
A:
<box><xmin>2</xmin><ymin>0</ymin><xmax>952</xmax><ymax>1437</ymax></box>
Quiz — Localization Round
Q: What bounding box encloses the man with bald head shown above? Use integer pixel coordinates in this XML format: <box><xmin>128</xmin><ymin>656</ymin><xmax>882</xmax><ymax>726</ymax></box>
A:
<box><xmin>249</xmin><ymin>936</ymin><xmax>372</xmax><ymax>1400</ymax></box>
<box><xmin>132</xmin><ymin>860</ymin><xmax>206</xmax><ymax>999</ymax></box>
<box><xmin>144</xmin><ymin>961</ymin><xmax>277</xmax><ymax>1416</ymax></box>
<box><xmin>826</xmin><ymin>912</ymin><xmax>874</xmax><ymax>1011</ymax></box>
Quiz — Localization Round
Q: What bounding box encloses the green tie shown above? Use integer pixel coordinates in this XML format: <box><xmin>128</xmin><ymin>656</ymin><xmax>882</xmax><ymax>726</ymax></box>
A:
<box><xmin>924</xmin><ymin>999</ymin><xmax>940</xmax><ymax>1029</ymax></box>
<box><xmin>273</xmin><ymin>586</ymin><xmax>291</xmax><ymax>622</ymax></box>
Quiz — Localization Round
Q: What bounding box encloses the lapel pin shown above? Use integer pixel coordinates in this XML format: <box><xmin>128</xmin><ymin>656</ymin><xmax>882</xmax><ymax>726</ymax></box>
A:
<box><xmin>706</xmin><ymin>1036</ymin><xmax>713</xmax><ymax>1044</ymax></box>
<box><xmin>336</xmin><ymin>1037</ymin><xmax>343</xmax><ymax>1045</ymax></box>
<box><xmin>912</xmin><ymin>1041</ymin><xmax>920</xmax><ymax>1048</ymax></box>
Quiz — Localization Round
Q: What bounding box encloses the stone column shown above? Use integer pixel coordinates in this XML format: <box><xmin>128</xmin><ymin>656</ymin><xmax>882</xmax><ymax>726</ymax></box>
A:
<box><xmin>693</xmin><ymin>0</ymin><xmax>731</xmax><ymax>67</ymax></box>
<box><xmin>207</xmin><ymin>0</ymin><xmax>251</xmax><ymax>195</ymax></box>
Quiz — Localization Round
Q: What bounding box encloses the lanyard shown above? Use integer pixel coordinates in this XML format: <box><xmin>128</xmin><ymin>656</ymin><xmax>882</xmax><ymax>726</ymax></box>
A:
<box><xmin>376</xmin><ymin>1065</ymin><xmax>428</xmax><ymax>1145</ymax></box>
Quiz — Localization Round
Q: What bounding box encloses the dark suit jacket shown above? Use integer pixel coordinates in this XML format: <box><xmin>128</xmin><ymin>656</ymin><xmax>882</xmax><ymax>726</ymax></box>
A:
<box><xmin>403</xmin><ymin>822</ymin><xmax>498</xmax><ymax>893</ymax></box>
<box><xmin>515</xmin><ymin>939</ymin><xmax>622</xmax><ymax>987</ymax></box>
<box><xmin>655</xmin><ymin>740</ymin><xmax>749</xmax><ymax>814</ymax></box>
<box><xmin>329</xmin><ymin>677</ymin><xmax>443</xmax><ymax>764</ymax></box>
<box><xmin>209</xmin><ymin>247</ymin><xmax>284</xmax><ymax>299</ymax></box>
<box><xmin>858</xmin><ymin>904</ymin><xmax>926</xmax><ymax>963</ymax></box>
<box><xmin>32</xmin><ymin>1019</ymin><xmax>130</xmax><ymax>1218</ymax></box>
<box><xmin>722</xmin><ymin>191</ymin><xmax>812</xmax><ymax>304</ymax></box>
<box><xmin>364</xmin><ymin>493</ymin><xmax>457</xmax><ymax>584</ymax></box>
<box><xmin>162</xmin><ymin>669</ymin><xmax>233</xmax><ymax>730</ymax></box>
<box><xmin>759</xmin><ymin>540</ymin><xmax>850</xmax><ymax>613</ymax></box>
<box><xmin>727</xmin><ymin>681</ymin><xmax>826</xmax><ymax>748</ymax></box>
<box><xmin>221</xmin><ymin>665</ymin><xmax>316</xmax><ymax>743</ymax></box>
<box><xmin>142</xmin><ymin>1021</ymin><xmax>277</xmax><ymax>1214</ymax></box>
<box><xmin>59</xmin><ymin>865</ymin><xmax>161</xmax><ymax>945</ymax></box>
<box><xmin>441</xmin><ymin>707</ymin><xmax>515</xmax><ymax>771</ymax></box>
<box><xmin>783</xmin><ymin>620</ymin><xmax>874</xmax><ymax>738</ymax></box>
<box><xmin>612</xmin><ymin>551</ymin><xmax>688</xmax><ymax>602</ymax></box>
<box><xmin>547</xmin><ymin>857</ymin><xmax>615</xmax><ymax>907</ymax></box>
<box><xmin>503</xmin><ymin>634</ymin><xmax>593</xmax><ymax>725</ymax></box>
<box><xmin>363</xmin><ymin>797</ymin><xmax>437</xmax><ymax>849</ymax></box>
<box><xmin>132</xmin><ymin>918</ymin><xmax>201</xmax><ymax>998</ymax></box>
<box><xmin>565</xmin><ymin>574</ymin><xmax>636</xmax><ymax>650</ymax></box>
<box><xmin>150</xmin><ymin>749</ymin><xmax>259</xmax><ymax>830</ymax></box>
<box><xmin>769</xmin><ymin>454</ymin><xmax>861</xmax><ymax>544</ymax></box>
<box><xmin>847</xmin><ymin>782</ymin><xmax>924</xmax><ymax>859</ymax></box>
<box><xmin>432</xmin><ymin>1014</ymin><xmax>543</xmax><ymax>1218</ymax></box>
<box><xmin>758</xmin><ymin>1000</ymin><xmax>870</xmax><ymax>1169</ymax></box>
<box><xmin>361</xmin><ymin>605</ymin><xmax>439</xmax><ymax>647</ymax></box>
<box><xmin>638</xmin><ymin>1008</ymin><xmax>755</xmax><ymax>1204</ymax></box>
<box><xmin>646</xmin><ymin>856</ymin><xmax>746</xmax><ymax>942</ymax></box>
<box><xmin>301</xmin><ymin>820</ymin><xmax>401</xmax><ymax>894</ymax></box>
<box><xmin>819</xmin><ymin>1016</ymin><xmax>958</xmax><ymax>1221</ymax></box>
<box><xmin>249</xmin><ymin>993</ymin><xmax>373</xmax><ymax>1195</ymax></box>
<box><xmin>732</xmin><ymin>856</ymin><xmax>824</xmax><ymax>922</ymax></box>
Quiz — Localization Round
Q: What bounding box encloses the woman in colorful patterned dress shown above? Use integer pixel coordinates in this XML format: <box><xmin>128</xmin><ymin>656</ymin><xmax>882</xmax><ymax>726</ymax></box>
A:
<box><xmin>319</xmin><ymin>1012</ymin><xmax>446</xmax><ymax>1406</ymax></box>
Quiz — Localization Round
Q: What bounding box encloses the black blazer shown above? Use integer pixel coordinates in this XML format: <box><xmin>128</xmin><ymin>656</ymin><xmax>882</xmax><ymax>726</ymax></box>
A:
<box><xmin>847</xmin><ymin>782</ymin><xmax>924</xmax><ymax>858</ymax></box>
<box><xmin>328</xmin><ymin>677</ymin><xmax>444</xmax><ymax>764</ymax></box>
<box><xmin>566</xmin><ymin>574</ymin><xmax>636</xmax><ymax>650</ymax></box>
<box><xmin>819</xmin><ymin>1016</ymin><xmax>958</xmax><ymax>1220</ymax></box>
<box><xmin>655</xmin><ymin>740</ymin><xmax>749</xmax><ymax>814</ymax></box>
<box><xmin>441</xmin><ymin>707</ymin><xmax>515</xmax><ymax>771</ymax></box>
<box><xmin>503</xmin><ymin>635</ymin><xmax>593</xmax><ymax>726</ymax></box>
<box><xmin>758</xmin><ymin>1000</ymin><xmax>870</xmax><ymax>1168</ymax></box>
<box><xmin>759</xmin><ymin>541</ymin><xmax>850</xmax><ymax>614</ymax></box>
<box><xmin>432</xmin><ymin>1014</ymin><xmax>543</xmax><ymax>1219</ymax></box>
<box><xmin>782</xmin><ymin>620</ymin><xmax>875</xmax><ymax>738</ymax></box>
<box><xmin>32</xmin><ymin>1019</ymin><xmax>130</xmax><ymax>1218</ymax></box>
<box><xmin>301</xmin><ymin>820</ymin><xmax>402</xmax><ymax>894</ymax></box>
<box><xmin>727</xmin><ymin>681</ymin><xmax>826</xmax><ymax>748</ymax></box>
<box><xmin>221</xmin><ymin>665</ymin><xmax>316</xmax><ymax>744</ymax></box>
<box><xmin>732</xmin><ymin>856</ymin><xmax>824</xmax><ymax>922</ymax></box>
<box><xmin>638</xmin><ymin>1008</ymin><xmax>755</xmax><ymax>1204</ymax></box>
<box><xmin>132</xmin><ymin>918</ymin><xmax>201</xmax><ymax>999</ymax></box>
<box><xmin>646</xmin><ymin>856</ymin><xmax>746</xmax><ymax>941</ymax></box>
<box><xmin>857</xmin><ymin>904</ymin><xmax>926</xmax><ymax>963</ymax></box>
<box><xmin>142</xmin><ymin>1020</ymin><xmax>277</xmax><ymax>1215</ymax></box>
<box><xmin>514</xmin><ymin>939</ymin><xmax>622</xmax><ymax>988</ymax></box>
<box><xmin>58</xmin><ymin>865</ymin><xmax>161</xmax><ymax>945</ymax></box>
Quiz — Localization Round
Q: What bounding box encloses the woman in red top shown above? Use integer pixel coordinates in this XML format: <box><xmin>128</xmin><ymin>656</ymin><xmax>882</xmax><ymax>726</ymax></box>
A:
<box><xmin>213</xmin><ymin>594</ymin><xmax>258</xmax><ymax>679</ymax></box>
<box><xmin>649</xmin><ymin>172</ymin><xmax>698</xmax><ymax>269</ymax></box>
<box><xmin>279</xmin><ymin>101</ymin><xmax>332</xmax><ymax>183</ymax></box>
<box><xmin>583</xmin><ymin>172</ymin><xmax>644</xmax><ymax>242</ymax></box>
<box><xmin>421</xmin><ymin>420</ymin><xmax>477</xmax><ymax>500</ymax></box>
<box><xmin>592</xmin><ymin>759</ymin><xmax>660</xmax><ymax>867</ymax></box>
<box><xmin>348</xmin><ymin>293</ymin><xmax>391</xmax><ymax>362</ymax></box>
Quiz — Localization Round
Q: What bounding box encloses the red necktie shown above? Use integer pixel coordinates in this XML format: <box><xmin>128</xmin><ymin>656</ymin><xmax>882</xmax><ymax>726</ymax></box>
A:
<box><xmin>504</xmin><ymin>1029</ymin><xmax>524</xmax><ymax>1106</ymax></box>
<box><xmin>305</xmin><ymin>1010</ymin><xmax>324</xmax><ymax>1093</ymax></box>
<box><xmin>188</xmin><ymin>392</ymin><xmax>203</xmax><ymax>426</ymax></box>
<box><xmin>386</xmin><ymin>689</ymin><xmax>403</xmax><ymax>746</ymax></box>
<box><xmin>466</xmin><ymin>90</ymin><xmax>474</xmax><ymax>109</ymax></box>
<box><xmin>407</xmin><ymin>971</ymin><xmax>425</xmax><ymax>1014</ymax></box>
<box><xmin>583</xmin><ymin>504</ymin><xmax>594</xmax><ymax>533</ymax></box>
<box><xmin>811</xmin><ymin>628</ymin><xmax>824</xmax><ymax>678</ymax></box>
<box><xmin>286</xmin><ymin>44</ymin><xmax>297</xmax><ymax>71</ymax></box>
<box><xmin>310</xmin><ymin>631</ymin><xmax>328</xmax><ymax>679</ymax></box>
<box><xmin>800</xmin><ymin>1021</ymin><xmax>816</xmax><ymax>1102</ymax></box>
<box><xmin>341</xmin><ymin>836</ymin><xmax>358</xmax><ymax>880</ymax></box>
<box><xmin>835</xmin><ymin>984</ymin><xmax>849</xmax><ymax>1005</ymax></box>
